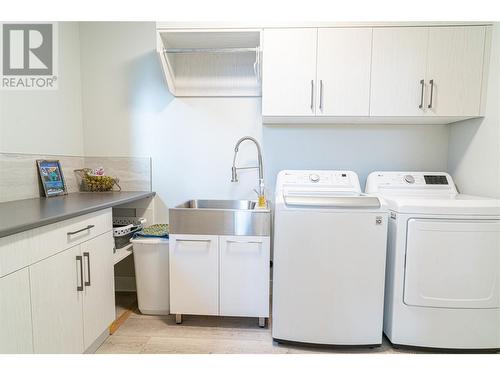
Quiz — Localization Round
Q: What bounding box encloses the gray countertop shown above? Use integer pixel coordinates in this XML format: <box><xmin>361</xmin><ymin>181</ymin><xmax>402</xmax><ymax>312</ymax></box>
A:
<box><xmin>0</xmin><ymin>191</ymin><xmax>155</xmax><ymax>238</ymax></box>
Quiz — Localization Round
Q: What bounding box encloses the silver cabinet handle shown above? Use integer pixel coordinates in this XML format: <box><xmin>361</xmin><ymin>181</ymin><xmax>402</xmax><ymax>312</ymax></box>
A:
<box><xmin>177</xmin><ymin>239</ymin><xmax>210</xmax><ymax>243</ymax></box>
<box><xmin>310</xmin><ymin>80</ymin><xmax>314</xmax><ymax>111</ymax></box>
<box><xmin>419</xmin><ymin>79</ymin><xmax>425</xmax><ymax>109</ymax></box>
<box><xmin>319</xmin><ymin>80</ymin><xmax>324</xmax><ymax>112</ymax></box>
<box><xmin>227</xmin><ymin>240</ymin><xmax>262</xmax><ymax>245</ymax></box>
<box><xmin>428</xmin><ymin>79</ymin><xmax>434</xmax><ymax>109</ymax></box>
<box><xmin>83</xmin><ymin>252</ymin><xmax>91</xmax><ymax>287</ymax></box>
<box><xmin>67</xmin><ymin>225</ymin><xmax>95</xmax><ymax>236</ymax></box>
<box><xmin>76</xmin><ymin>256</ymin><xmax>84</xmax><ymax>291</ymax></box>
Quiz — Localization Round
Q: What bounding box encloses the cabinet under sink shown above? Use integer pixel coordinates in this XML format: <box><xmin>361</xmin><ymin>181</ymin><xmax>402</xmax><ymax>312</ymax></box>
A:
<box><xmin>168</xmin><ymin>200</ymin><xmax>271</xmax><ymax>327</ymax></box>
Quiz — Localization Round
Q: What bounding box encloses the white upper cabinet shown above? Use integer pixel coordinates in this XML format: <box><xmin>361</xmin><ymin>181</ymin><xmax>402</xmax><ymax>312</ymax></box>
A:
<box><xmin>370</xmin><ymin>27</ymin><xmax>429</xmax><ymax>116</ymax></box>
<box><xmin>262</xmin><ymin>24</ymin><xmax>490</xmax><ymax>124</ymax></box>
<box><xmin>425</xmin><ymin>26</ymin><xmax>486</xmax><ymax>117</ymax></box>
<box><xmin>316</xmin><ymin>28</ymin><xmax>372</xmax><ymax>116</ymax></box>
<box><xmin>262</xmin><ymin>28</ymin><xmax>318</xmax><ymax>116</ymax></box>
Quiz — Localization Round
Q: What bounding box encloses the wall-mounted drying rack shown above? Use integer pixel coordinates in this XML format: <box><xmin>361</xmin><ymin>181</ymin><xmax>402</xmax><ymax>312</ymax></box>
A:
<box><xmin>156</xmin><ymin>28</ymin><xmax>262</xmax><ymax>97</ymax></box>
<box><xmin>163</xmin><ymin>47</ymin><xmax>258</xmax><ymax>54</ymax></box>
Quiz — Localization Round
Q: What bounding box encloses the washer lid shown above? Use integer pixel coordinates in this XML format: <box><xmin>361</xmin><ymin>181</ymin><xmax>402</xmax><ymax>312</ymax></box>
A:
<box><xmin>385</xmin><ymin>194</ymin><xmax>500</xmax><ymax>216</ymax></box>
<box><xmin>283</xmin><ymin>191</ymin><xmax>382</xmax><ymax>209</ymax></box>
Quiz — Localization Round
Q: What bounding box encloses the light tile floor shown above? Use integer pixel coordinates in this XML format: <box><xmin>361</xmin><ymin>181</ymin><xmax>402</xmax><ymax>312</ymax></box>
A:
<box><xmin>97</xmin><ymin>303</ymin><xmax>420</xmax><ymax>354</ymax></box>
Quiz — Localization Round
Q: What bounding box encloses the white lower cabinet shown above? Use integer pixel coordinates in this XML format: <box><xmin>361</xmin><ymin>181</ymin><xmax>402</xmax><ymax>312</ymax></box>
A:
<box><xmin>0</xmin><ymin>209</ymin><xmax>115</xmax><ymax>354</ymax></box>
<box><xmin>30</xmin><ymin>245</ymin><xmax>85</xmax><ymax>354</ymax></box>
<box><xmin>82</xmin><ymin>233</ymin><xmax>115</xmax><ymax>349</ymax></box>
<box><xmin>169</xmin><ymin>234</ymin><xmax>270</xmax><ymax>320</ymax></box>
<box><xmin>219</xmin><ymin>236</ymin><xmax>270</xmax><ymax>317</ymax></box>
<box><xmin>30</xmin><ymin>231</ymin><xmax>114</xmax><ymax>353</ymax></box>
<box><xmin>0</xmin><ymin>268</ymin><xmax>33</xmax><ymax>353</ymax></box>
<box><xmin>169</xmin><ymin>235</ymin><xmax>219</xmax><ymax>315</ymax></box>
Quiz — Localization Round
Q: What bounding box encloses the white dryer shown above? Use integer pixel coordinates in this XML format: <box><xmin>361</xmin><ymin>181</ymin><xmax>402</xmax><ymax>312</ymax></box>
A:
<box><xmin>272</xmin><ymin>170</ymin><xmax>388</xmax><ymax>346</ymax></box>
<box><xmin>365</xmin><ymin>171</ymin><xmax>500</xmax><ymax>350</ymax></box>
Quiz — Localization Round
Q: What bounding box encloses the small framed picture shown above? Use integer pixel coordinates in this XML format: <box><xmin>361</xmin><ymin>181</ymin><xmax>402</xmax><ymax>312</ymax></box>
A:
<box><xmin>36</xmin><ymin>160</ymin><xmax>67</xmax><ymax>197</ymax></box>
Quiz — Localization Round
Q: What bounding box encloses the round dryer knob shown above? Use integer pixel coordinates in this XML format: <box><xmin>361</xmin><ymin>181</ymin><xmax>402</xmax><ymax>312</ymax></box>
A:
<box><xmin>404</xmin><ymin>174</ymin><xmax>415</xmax><ymax>184</ymax></box>
<box><xmin>309</xmin><ymin>174</ymin><xmax>320</xmax><ymax>183</ymax></box>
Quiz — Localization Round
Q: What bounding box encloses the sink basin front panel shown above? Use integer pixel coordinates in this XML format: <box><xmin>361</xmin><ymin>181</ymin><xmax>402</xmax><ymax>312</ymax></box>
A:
<box><xmin>169</xmin><ymin>207</ymin><xmax>270</xmax><ymax>236</ymax></box>
<box><xmin>177</xmin><ymin>200</ymin><xmax>256</xmax><ymax>210</ymax></box>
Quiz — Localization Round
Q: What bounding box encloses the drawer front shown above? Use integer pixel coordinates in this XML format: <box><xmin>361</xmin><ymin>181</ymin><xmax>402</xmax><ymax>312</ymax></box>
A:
<box><xmin>0</xmin><ymin>209</ymin><xmax>112</xmax><ymax>277</ymax></box>
<box><xmin>51</xmin><ymin>209</ymin><xmax>112</xmax><ymax>252</ymax></box>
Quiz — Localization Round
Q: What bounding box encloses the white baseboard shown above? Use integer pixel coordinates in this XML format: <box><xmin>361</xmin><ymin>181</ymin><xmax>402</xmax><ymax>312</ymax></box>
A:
<box><xmin>115</xmin><ymin>276</ymin><xmax>136</xmax><ymax>292</ymax></box>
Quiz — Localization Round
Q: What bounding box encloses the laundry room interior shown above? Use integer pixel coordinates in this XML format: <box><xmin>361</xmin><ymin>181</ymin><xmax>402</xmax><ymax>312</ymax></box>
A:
<box><xmin>1</xmin><ymin>2</ymin><xmax>500</xmax><ymax>366</ymax></box>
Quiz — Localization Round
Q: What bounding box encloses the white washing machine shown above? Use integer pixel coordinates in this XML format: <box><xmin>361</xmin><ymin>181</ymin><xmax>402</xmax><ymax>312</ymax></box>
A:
<box><xmin>365</xmin><ymin>171</ymin><xmax>500</xmax><ymax>350</ymax></box>
<box><xmin>272</xmin><ymin>170</ymin><xmax>388</xmax><ymax>346</ymax></box>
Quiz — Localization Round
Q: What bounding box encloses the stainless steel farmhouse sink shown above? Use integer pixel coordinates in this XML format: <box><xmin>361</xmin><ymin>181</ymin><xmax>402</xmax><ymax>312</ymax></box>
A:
<box><xmin>177</xmin><ymin>199</ymin><xmax>257</xmax><ymax>210</ymax></box>
<box><xmin>169</xmin><ymin>199</ymin><xmax>271</xmax><ymax>236</ymax></box>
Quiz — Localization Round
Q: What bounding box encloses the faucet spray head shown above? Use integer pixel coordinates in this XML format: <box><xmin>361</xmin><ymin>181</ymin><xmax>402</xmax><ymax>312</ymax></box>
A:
<box><xmin>231</xmin><ymin>166</ymin><xmax>238</xmax><ymax>182</ymax></box>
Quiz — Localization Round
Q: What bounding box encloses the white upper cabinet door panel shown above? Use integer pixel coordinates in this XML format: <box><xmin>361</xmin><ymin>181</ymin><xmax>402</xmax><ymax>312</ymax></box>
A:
<box><xmin>316</xmin><ymin>28</ymin><xmax>372</xmax><ymax>116</ymax></box>
<box><xmin>262</xmin><ymin>28</ymin><xmax>318</xmax><ymax>116</ymax></box>
<box><xmin>425</xmin><ymin>26</ymin><xmax>485</xmax><ymax>116</ymax></box>
<box><xmin>370</xmin><ymin>27</ymin><xmax>429</xmax><ymax>116</ymax></box>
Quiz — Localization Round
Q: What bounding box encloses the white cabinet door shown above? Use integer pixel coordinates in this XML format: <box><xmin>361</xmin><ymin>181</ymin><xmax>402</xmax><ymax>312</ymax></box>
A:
<box><xmin>425</xmin><ymin>26</ymin><xmax>486</xmax><ymax>116</ymax></box>
<box><xmin>262</xmin><ymin>28</ymin><xmax>318</xmax><ymax>117</ymax></box>
<box><xmin>169</xmin><ymin>235</ymin><xmax>219</xmax><ymax>315</ymax></box>
<box><xmin>30</xmin><ymin>245</ymin><xmax>84</xmax><ymax>353</ymax></box>
<box><xmin>0</xmin><ymin>269</ymin><xmax>33</xmax><ymax>353</ymax></box>
<box><xmin>81</xmin><ymin>232</ymin><xmax>115</xmax><ymax>349</ymax></box>
<box><xmin>370</xmin><ymin>27</ymin><xmax>429</xmax><ymax>116</ymax></box>
<box><xmin>316</xmin><ymin>28</ymin><xmax>372</xmax><ymax>116</ymax></box>
<box><xmin>219</xmin><ymin>236</ymin><xmax>270</xmax><ymax>317</ymax></box>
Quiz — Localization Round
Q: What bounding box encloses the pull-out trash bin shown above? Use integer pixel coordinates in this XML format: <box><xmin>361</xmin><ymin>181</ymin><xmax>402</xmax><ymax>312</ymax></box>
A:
<box><xmin>130</xmin><ymin>225</ymin><xmax>169</xmax><ymax>315</ymax></box>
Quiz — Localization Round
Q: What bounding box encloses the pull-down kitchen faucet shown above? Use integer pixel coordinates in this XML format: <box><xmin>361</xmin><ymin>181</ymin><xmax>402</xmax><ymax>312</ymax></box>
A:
<box><xmin>231</xmin><ymin>136</ymin><xmax>266</xmax><ymax>207</ymax></box>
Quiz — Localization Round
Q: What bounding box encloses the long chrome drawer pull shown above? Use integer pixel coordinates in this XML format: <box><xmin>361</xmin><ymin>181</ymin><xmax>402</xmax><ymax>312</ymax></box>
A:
<box><xmin>67</xmin><ymin>225</ymin><xmax>95</xmax><ymax>236</ymax></box>
<box><xmin>419</xmin><ymin>79</ymin><xmax>425</xmax><ymax>109</ymax></box>
<box><xmin>310</xmin><ymin>80</ymin><xmax>314</xmax><ymax>111</ymax></box>
<box><xmin>428</xmin><ymin>79</ymin><xmax>434</xmax><ymax>109</ymax></box>
<box><xmin>76</xmin><ymin>256</ymin><xmax>84</xmax><ymax>291</ymax></box>
<box><xmin>83</xmin><ymin>252</ymin><xmax>91</xmax><ymax>286</ymax></box>
<box><xmin>319</xmin><ymin>79</ymin><xmax>324</xmax><ymax>111</ymax></box>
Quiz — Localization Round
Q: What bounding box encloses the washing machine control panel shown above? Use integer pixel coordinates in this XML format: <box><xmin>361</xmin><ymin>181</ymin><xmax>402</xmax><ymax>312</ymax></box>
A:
<box><xmin>278</xmin><ymin>170</ymin><xmax>361</xmax><ymax>192</ymax></box>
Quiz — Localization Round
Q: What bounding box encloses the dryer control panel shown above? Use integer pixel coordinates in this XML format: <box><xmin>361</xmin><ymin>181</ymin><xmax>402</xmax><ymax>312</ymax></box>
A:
<box><xmin>365</xmin><ymin>171</ymin><xmax>457</xmax><ymax>196</ymax></box>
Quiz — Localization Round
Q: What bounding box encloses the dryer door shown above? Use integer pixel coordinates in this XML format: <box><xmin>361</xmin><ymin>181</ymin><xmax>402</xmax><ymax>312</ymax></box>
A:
<box><xmin>404</xmin><ymin>219</ymin><xmax>500</xmax><ymax>308</ymax></box>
